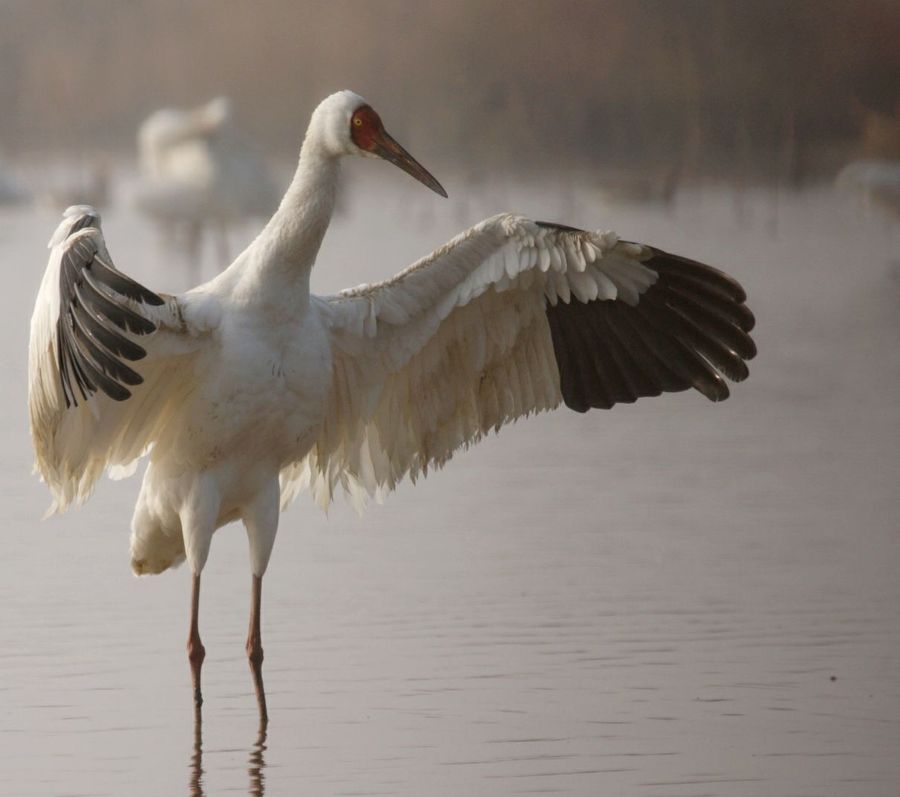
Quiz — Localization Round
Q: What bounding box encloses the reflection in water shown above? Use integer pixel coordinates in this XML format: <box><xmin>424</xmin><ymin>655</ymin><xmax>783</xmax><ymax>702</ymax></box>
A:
<box><xmin>190</xmin><ymin>705</ymin><xmax>204</xmax><ymax>797</ymax></box>
<box><xmin>189</xmin><ymin>705</ymin><xmax>267</xmax><ymax>797</ymax></box>
<box><xmin>249</xmin><ymin>722</ymin><xmax>268</xmax><ymax>797</ymax></box>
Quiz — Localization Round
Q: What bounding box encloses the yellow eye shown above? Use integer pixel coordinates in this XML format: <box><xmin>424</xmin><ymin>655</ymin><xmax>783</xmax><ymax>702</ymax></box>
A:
<box><xmin>354</xmin><ymin>117</ymin><xmax>363</xmax><ymax>127</ymax></box>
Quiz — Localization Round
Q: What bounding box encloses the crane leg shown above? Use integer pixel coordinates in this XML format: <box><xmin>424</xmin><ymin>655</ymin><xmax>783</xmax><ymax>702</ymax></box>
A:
<box><xmin>180</xmin><ymin>481</ymin><xmax>217</xmax><ymax>711</ymax></box>
<box><xmin>246</xmin><ymin>574</ymin><xmax>268</xmax><ymax>723</ymax></box>
<box><xmin>242</xmin><ymin>479</ymin><xmax>278</xmax><ymax>724</ymax></box>
<box><xmin>187</xmin><ymin>572</ymin><xmax>206</xmax><ymax>708</ymax></box>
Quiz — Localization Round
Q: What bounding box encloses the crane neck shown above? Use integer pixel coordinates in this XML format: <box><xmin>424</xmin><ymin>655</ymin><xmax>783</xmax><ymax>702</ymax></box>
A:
<box><xmin>240</xmin><ymin>141</ymin><xmax>340</xmax><ymax>297</ymax></box>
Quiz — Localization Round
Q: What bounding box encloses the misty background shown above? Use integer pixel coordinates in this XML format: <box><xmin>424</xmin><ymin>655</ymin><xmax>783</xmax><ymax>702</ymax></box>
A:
<box><xmin>1</xmin><ymin>0</ymin><xmax>898</xmax><ymax>183</ymax></box>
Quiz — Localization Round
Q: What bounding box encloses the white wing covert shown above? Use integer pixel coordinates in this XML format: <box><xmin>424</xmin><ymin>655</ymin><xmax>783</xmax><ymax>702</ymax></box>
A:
<box><xmin>29</xmin><ymin>206</ymin><xmax>218</xmax><ymax>513</ymax></box>
<box><xmin>288</xmin><ymin>214</ymin><xmax>756</xmax><ymax>509</ymax></box>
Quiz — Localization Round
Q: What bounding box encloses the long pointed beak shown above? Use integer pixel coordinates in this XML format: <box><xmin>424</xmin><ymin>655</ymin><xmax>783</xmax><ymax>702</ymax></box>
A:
<box><xmin>373</xmin><ymin>130</ymin><xmax>448</xmax><ymax>198</ymax></box>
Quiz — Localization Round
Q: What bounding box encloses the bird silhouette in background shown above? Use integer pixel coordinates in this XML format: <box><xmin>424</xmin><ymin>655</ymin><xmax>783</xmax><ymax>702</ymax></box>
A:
<box><xmin>134</xmin><ymin>97</ymin><xmax>278</xmax><ymax>282</ymax></box>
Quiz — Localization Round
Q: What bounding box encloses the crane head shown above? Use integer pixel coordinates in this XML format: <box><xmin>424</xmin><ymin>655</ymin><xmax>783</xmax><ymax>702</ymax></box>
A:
<box><xmin>349</xmin><ymin>103</ymin><xmax>448</xmax><ymax>198</ymax></box>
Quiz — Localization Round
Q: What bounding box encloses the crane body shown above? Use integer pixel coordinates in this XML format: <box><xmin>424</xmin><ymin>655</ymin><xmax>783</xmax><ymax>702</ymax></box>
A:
<box><xmin>29</xmin><ymin>91</ymin><xmax>756</xmax><ymax>722</ymax></box>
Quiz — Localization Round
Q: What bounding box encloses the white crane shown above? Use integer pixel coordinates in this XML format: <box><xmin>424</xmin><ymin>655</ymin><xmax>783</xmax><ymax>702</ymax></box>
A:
<box><xmin>134</xmin><ymin>97</ymin><xmax>278</xmax><ymax>279</ymax></box>
<box><xmin>29</xmin><ymin>90</ymin><xmax>756</xmax><ymax>722</ymax></box>
<box><xmin>137</xmin><ymin>97</ymin><xmax>233</xmax><ymax>181</ymax></box>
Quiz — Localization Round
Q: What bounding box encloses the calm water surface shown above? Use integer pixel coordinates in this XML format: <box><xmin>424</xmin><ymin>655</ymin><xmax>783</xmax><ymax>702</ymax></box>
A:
<box><xmin>1</xmin><ymin>181</ymin><xmax>898</xmax><ymax>796</ymax></box>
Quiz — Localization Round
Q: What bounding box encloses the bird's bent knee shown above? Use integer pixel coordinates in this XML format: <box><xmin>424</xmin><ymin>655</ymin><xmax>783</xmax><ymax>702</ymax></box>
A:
<box><xmin>246</xmin><ymin>639</ymin><xmax>264</xmax><ymax>667</ymax></box>
<box><xmin>187</xmin><ymin>639</ymin><xmax>206</xmax><ymax>666</ymax></box>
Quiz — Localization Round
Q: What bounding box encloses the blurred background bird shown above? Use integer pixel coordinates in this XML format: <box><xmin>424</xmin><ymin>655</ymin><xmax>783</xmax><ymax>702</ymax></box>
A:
<box><xmin>134</xmin><ymin>96</ymin><xmax>279</xmax><ymax>282</ymax></box>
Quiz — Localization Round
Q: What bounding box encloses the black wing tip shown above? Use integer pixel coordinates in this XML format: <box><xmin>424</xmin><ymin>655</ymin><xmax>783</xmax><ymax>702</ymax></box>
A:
<box><xmin>643</xmin><ymin>246</ymin><xmax>757</xmax><ymax>357</ymax></box>
<box><xmin>107</xmin><ymin>386</ymin><xmax>134</xmax><ymax>401</ymax></box>
<box><xmin>545</xmin><ymin>242</ymin><xmax>756</xmax><ymax>411</ymax></box>
<box><xmin>56</xmin><ymin>227</ymin><xmax>158</xmax><ymax>407</ymax></box>
<box><xmin>91</xmin><ymin>254</ymin><xmax>165</xmax><ymax>306</ymax></box>
<box><xmin>699</xmin><ymin>373</ymin><xmax>731</xmax><ymax>402</ymax></box>
<box><xmin>562</xmin><ymin>396</ymin><xmax>591</xmax><ymax>413</ymax></box>
<box><xmin>644</xmin><ymin>246</ymin><xmax>749</xmax><ymax>305</ymax></box>
<box><xmin>67</xmin><ymin>384</ymin><xmax>133</xmax><ymax>408</ymax></box>
<box><xmin>742</xmin><ymin>307</ymin><xmax>757</xmax><ymax>334</ymax></box>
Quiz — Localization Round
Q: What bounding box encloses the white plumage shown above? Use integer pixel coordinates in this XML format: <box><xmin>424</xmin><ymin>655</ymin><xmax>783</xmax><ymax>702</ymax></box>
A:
<box><xmin>28</xmin><ymin>90</ymin><xmax>755</xmax><ymax>721</ymax></box>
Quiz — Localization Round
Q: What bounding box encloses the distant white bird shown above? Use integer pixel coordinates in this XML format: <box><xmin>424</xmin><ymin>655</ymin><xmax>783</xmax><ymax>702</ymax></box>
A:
<box><xmin>135</xmin><ymin>97</ymin><xmax>278</xmax><ymax>278</ymax></box>
<box><xmin>137</xmin><ymin>97</ymin><xmax>232</xmax><ymax>180</ymax></box>
<box><xmin>29</xmin><ymin>90</ymin><xmax>755</xmax><ymax>722</ymax></box>
<box><xmin>836</xmin><ymin>159</ymin><xmax>900</xmax><ymax>220</ymax></box>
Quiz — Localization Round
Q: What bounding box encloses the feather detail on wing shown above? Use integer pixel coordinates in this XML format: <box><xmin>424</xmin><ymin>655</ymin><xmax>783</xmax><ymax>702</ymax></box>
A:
<box><xmin>28</xmin><ymin>205</ymin><xmax>219</xmax><ymax>514</ymax></box>
<box><xmin>283</xmin><ymin>213</ymin><xmax>755</xmax><ymax>510</ymax></box>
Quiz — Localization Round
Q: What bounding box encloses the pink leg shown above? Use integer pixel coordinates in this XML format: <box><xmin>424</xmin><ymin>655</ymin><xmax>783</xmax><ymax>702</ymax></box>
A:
<box><xmin>187</xmin><ymin>572</ymin><xmax>206</xmax><ymax>708</ymax></box>
<box><xmin>246</xmin><ymin>574</ymin><xmax>268</xmax><ymax>723</ymax></box>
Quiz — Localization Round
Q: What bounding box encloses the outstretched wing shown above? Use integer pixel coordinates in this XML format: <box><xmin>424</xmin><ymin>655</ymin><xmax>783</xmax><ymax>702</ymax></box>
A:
<box><xmin>29</xmin><ymin>206</ymin><xmax>219</xmax><ymax>513</ymax></box>
<box><xmin>286</xmin><ymin>213</ymin><xmax>755</xmax><ymax>509</ymax></box>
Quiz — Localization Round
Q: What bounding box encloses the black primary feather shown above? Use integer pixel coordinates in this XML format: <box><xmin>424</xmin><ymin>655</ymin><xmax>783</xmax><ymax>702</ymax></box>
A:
<box><xmin>55</xmin><ymin>229</ymin><xmax>163</xmax><ymax>406</ymax></box>
<box><xmin>543</xmin><ymin>240</ymin><xmax>755</xmax><ymax>412</ymax></box>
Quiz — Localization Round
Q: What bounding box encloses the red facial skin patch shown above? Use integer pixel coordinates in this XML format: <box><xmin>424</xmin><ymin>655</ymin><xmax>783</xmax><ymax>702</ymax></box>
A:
<box><xmin>350</xmin><ymin>105</ymin><xmax>383</xmax><ymax>151</ymax></box>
